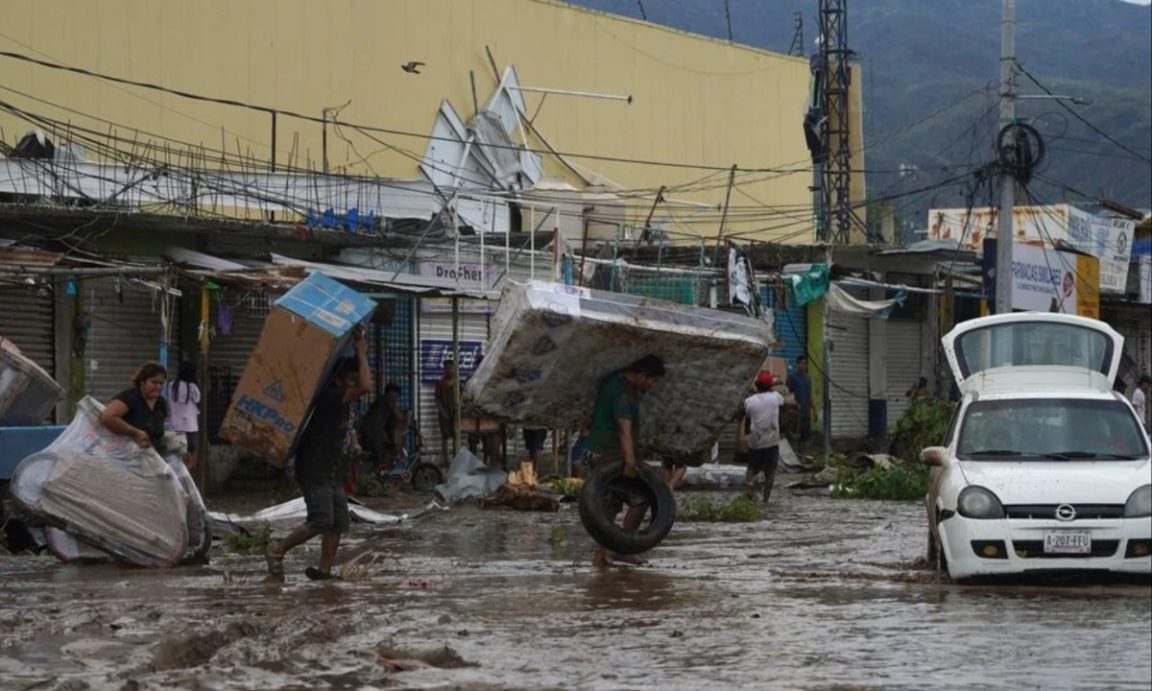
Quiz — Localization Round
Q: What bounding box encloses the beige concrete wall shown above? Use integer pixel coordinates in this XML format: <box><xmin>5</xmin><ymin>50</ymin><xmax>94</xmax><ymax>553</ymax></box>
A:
<box><xmin>0</xmin><ymin>0</ymin><xmax>832</xmax><ymax>242</ymax></box>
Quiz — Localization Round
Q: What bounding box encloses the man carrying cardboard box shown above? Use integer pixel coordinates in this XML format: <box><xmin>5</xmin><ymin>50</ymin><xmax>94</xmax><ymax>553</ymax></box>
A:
<box><xmin>266</xmin><ymin>327</ymin><xmax>372</xmax><ymax>580</ymax></box>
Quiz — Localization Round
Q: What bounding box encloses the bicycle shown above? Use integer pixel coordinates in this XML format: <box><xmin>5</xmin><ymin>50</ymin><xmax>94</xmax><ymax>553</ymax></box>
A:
<box><xmin>373</xmin><ymin>437</ymin><xmax>443</xmax><ymax>493</ymax></box>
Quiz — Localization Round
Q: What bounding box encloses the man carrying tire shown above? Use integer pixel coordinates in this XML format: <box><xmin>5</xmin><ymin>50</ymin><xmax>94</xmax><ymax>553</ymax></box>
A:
<box><xmin>586</xmin><ymin>354</ymin><xmax>666</xmax><ymax>567</ymax></box>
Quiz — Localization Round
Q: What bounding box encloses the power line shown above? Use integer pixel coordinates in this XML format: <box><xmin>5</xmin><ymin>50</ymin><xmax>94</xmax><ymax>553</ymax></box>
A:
<box><xmin>1016</xmin><ymin>62</ymin><xmax>1152</xmax><ymax>166</ymax></box>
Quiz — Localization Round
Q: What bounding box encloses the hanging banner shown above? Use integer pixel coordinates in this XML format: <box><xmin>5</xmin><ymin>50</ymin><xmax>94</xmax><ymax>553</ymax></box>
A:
<box><xmin>727</xmin><ymin>241</ymin><xmax>761</xmax><ymax>317</ymax></box>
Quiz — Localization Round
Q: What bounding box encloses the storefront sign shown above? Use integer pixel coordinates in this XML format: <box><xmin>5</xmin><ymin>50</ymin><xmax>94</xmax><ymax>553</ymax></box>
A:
<box><xmin>418</xmin><ymin>262</ymin><xmax>498</xmax><ymax>289</ymax></box>
<box><xmin>928</xmin><ymin>205</ymin><xmax>1132</xmax><ymax>294</ymax></box>
<box><xmin>1010</xmin><ymin>243</ymin><xmax>1099</xmax><ymax>318</ymax></box>
<box><xmin>419</xmin><ymin>339</ymin><xmax>483</xmax><ymax>384</ymax></box>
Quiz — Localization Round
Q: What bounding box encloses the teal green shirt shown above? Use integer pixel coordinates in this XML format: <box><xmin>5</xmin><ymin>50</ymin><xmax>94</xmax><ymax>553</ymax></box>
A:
<box><xmin>588</xmin><ymin>370</ymin><xmax>641</xmax><ymax>455</ymax></box>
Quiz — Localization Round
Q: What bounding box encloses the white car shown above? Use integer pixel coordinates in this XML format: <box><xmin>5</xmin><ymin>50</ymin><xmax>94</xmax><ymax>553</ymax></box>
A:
<box><xmin>922</xmin><ymin>312</ymin><xmax>1151</xmax><ymax>581</ymax></box>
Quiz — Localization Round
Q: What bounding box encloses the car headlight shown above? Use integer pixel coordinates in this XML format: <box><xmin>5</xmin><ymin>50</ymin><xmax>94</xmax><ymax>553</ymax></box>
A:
<box><xmin>1124</xmin><ymin>485</ymin><xmax>1152</xmax><ymax>518</ymax></box>
<box><xmin>957</xmin><ymin>486</ymin><xmax>1005</xmax><ymax>519</ymax></box>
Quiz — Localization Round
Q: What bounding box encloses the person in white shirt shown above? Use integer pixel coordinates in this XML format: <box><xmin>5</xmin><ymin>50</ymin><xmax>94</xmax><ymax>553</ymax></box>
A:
<box><xmin>742</xmin><ymin>371</ymin><xmax>788</xmax><ymax>503</ymax></box>
<box><xmin>168</xmin><ymin>361</ymin><xmax>202</xmax><ymax>473</ymax></box>
<box><xmin>1133</xmin><ymin>375</ymin><xmax>1150</xmax><ymax>431</ymax></box>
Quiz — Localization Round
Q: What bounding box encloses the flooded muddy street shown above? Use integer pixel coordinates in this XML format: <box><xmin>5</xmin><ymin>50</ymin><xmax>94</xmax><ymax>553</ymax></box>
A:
<box><xmin>2</xmin><ymin>484</ymin><xmax>1149</xmax><ymax>690</ymax></box>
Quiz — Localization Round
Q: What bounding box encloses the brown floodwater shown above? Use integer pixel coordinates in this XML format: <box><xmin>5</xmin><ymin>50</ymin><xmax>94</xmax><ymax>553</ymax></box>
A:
<box><xmin>1</xmin><ymin>484</ymin><xmax>1149</xmax><ymax>690</ymax></box>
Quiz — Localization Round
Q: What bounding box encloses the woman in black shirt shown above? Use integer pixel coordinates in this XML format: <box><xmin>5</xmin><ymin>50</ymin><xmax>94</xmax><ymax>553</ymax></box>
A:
<box><xmin>101</xmin><ymin>362</ymin><xmax>169</xmax><ymax>449</ymax></box>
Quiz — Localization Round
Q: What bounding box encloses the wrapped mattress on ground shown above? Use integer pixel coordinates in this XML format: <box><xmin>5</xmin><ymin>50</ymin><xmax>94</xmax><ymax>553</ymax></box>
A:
<box><xmin>464</xmin><ymin>281</ymin><xmax>772</xmax><ymax>460</ymax></box>
<box><xmin>10</xmin><ymin>397</ymin><xmax>209</xmax><ymax>567</ymax></box>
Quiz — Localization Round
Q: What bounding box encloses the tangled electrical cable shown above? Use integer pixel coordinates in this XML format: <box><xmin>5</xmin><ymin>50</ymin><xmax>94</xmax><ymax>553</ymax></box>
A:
<box><xmin>997</xmin><ymin>121</ymin><xmax>1045</xmax><ymax>185</ymax></box>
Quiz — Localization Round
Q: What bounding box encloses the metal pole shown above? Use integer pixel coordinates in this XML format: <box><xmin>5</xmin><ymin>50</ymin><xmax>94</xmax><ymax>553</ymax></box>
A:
<box><xmin>198</xmin><ymin>283</ymin><xmax>211</xmax><ymax>494</ymax></box>
<box><xmin>994</xmin><ymin>0</ymin><xmax>1016</xmax><ymax>315</ymax></box>
<box><xmin>506</xmin><ymin>85</ymin><xmax>633</xmax><ymax>103</ymax></box>
<box><xmin>321</xmin><ymin>110</ymin><xmax>329</xmax><ymax>175</ymax></box>
<box><xmin>452</xmin><ymin>296</ymin><xmax>461</xmax><ymax>456</ymax></box>
<box><xmin>822</xmin><ymin>245</ymin><xmax>833</xmax><ymax>465</ymax></box>
<box><xmin>452</xmin><ymin>204</ymin><xmax>462</xmax><ymax>456</ymax></box>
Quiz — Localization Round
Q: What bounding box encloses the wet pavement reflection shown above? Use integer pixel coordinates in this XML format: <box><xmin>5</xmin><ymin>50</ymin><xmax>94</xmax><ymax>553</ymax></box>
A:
<box><xmin>1</xmin><ymin>485</ymin><xmax>1149</xmax><ymax>689</ymax></box>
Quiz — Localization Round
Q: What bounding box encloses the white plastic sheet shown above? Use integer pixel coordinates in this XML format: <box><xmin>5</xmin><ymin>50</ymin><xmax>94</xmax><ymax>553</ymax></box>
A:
<box><xmin>433</xmin><ymin>449</ymin><xmax>507</xmax><ymax>504</ymax></box>
<box><xmin>208</xmin><ymin>496</ymin><xmax>407</xmax><ymax>526</ymax></box>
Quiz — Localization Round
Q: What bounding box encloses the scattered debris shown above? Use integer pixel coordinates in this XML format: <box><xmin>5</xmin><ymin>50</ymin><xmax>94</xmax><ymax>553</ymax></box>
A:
<box><xmin>376</xmin><ymin>644</ymin><xmax>475</xmax><ymax>672</ymax></box>
<box><xmin>481</xmin><ymin>485</ymin><xmax>560</xmax><ymax>512</ymax></box>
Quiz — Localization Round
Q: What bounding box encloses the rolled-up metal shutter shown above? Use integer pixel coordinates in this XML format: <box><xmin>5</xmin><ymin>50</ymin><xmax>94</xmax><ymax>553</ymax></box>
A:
<box><xmin>0</xmin><ymin>285</ymin><xmax>55</xmax><ymax>376</ymax></box>
<box><xmin>827</xmin><ymin>299</ymin><xmax>870</xmax><ymax>439</ymax></box>
<box><xmin>84</xmin><ymin>277</ymin><xmax>181</xmax><ymax>404</ymax></box>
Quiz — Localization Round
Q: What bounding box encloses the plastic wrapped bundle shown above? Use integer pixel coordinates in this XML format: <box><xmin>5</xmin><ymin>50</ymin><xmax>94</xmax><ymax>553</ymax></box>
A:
<box><xmin>10</xmin><ymin>397</ymin><xmax>197</xmax><ymax>567</ymax></box>
<box><xmin>465</xmin><ymin>281</ymin><xmax>772</xmax><ymax>459</ymax></box>
<box><xmin>0</xmin><ymin>338</ymin><xmax>65</xmax><ymax>425</ymax></box>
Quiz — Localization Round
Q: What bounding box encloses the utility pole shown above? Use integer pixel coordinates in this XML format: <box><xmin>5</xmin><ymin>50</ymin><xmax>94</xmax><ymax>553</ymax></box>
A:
<box><xmin>994</xmin><ymin>0</ymin><xmax>1016</xmax><ymax>314</ymax></box>
<box><xmin>818</xmin><ymin>0</ymin><xmax>851</xmax><ymax>464</ymax></box>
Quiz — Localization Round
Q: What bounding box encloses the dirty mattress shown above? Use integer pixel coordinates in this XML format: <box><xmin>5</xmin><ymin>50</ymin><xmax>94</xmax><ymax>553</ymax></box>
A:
<box><xmin>464</xmin><ymin>281</ymin><xmax>772</xmax><ymax>459</ymax></box>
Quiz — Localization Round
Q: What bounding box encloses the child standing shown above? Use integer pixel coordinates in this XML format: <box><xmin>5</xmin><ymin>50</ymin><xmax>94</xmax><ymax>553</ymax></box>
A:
<box><xmin>169</xmin><ymin>361</ymin><xmax>202</xmax><ymax>473</ymax></box>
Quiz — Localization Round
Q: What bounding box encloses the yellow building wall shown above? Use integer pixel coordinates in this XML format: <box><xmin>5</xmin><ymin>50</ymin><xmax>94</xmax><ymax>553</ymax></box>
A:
<box><xmin>0</xmin><ymin>0</ymin><xmax>831</xmax><ymax>243</ymax></box>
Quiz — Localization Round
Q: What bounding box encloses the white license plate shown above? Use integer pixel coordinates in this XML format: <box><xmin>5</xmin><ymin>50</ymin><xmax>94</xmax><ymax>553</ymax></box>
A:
<box><xmin>1043</xmin><ymin>531</ymin><xmax>1092</xmax><ymax>554</ymax></box>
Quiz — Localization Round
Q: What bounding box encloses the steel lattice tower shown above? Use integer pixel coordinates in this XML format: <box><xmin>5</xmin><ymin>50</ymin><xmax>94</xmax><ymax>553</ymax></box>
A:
<box><xmin>819</xmin><ymin>0</ymin><xmax>852</xmax><ymax>245</ymax></box>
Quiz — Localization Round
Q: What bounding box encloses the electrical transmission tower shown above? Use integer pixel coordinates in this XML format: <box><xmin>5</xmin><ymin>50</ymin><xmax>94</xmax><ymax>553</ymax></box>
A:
<box><xmin>818</xmin><ymin>0</ymin><xmax>853</xmax><ymax>245</ymax></box>
<box><xmin>789</xmin><ymin>12</ymin><xmax>804</xmax><ymax>57</ymax></box>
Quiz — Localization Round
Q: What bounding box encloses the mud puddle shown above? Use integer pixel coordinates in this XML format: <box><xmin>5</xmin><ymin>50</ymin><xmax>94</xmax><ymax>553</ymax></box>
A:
<box><xmin>0</xmin><ymin>486</ymin><xmax>1148</xmax><ymax>690</ymax></box>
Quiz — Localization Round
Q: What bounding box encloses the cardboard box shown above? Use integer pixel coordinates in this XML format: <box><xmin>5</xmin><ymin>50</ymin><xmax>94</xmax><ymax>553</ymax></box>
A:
<box><xmin>219</xmin><ymin>272</ymin><xmax>375</xmax><ymax>465</ymax></box>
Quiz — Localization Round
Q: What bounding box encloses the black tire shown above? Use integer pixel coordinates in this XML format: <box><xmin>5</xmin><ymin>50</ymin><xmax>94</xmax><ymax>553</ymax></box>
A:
<box><xmin>578</xmin><ymin>460</ymin><xmax>676</xmax><ymax>555</ymax></box>
<box><xmin>410</xmin><ymin>462</ymin><xmax>444</xmax><ymax>493</ymax></box>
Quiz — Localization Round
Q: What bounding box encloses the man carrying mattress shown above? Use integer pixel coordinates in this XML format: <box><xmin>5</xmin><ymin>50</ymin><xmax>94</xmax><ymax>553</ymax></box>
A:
<box><xmin>586</xmin><ymin>354</ymin><xmax>666</xmax><ymax>567</ymax></box>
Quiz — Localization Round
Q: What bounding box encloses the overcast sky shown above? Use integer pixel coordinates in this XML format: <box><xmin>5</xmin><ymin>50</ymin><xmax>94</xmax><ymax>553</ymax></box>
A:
<box><xmin>1121</xmin><ymin>0</ymin><xmax>1152</xmax><ymax>5</ymax></box>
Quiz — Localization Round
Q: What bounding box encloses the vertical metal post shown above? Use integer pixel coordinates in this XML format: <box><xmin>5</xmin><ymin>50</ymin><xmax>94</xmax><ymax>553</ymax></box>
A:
<box><xmin>198</xmin><ymin>283</ymin><xmax>211</xmax><ymax>494</ymax></box>
<box><xmin>452</xmin><ymin>203</ymin><xmax>462</xmax><ymax>456</ymax></box>
<box><xmin>321</xmin><ymin>110</ymin><xmax>329</xmax><ymax>175</ymax></box>
<box><xmin>994</xmin><ymin>0</ymin><xmax>1016</xmax><ymax>315</ymax></box>
<box><xmin>822</xmin><ymin>246</ymin><xmax>833</xmax><ymax>465</ymax></box>
<box><xmin>452</xmin><ymin>296</ymin><xmax>461</xmax><ymax>456</ymax></box>
<box><xmin>269</xmin><ymin>111</ymin><xmax>278</xmax><ymax>223</ymax></box>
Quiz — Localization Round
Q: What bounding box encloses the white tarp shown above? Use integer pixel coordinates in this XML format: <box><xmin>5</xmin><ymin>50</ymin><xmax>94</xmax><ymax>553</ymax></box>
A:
<box><xmin>433</xmin><ymin>449</ymin><xmax>507</xmax><ymax>504</ymax></box>
<box><xmin>208</xmin><ymin>496</ymin><xmax>407</xmax><ymax>526</ymax></box>
<box><xmin>827</xmin><ymin>283</ymin><xmax>905</xmax><ymax>318</ymax></box>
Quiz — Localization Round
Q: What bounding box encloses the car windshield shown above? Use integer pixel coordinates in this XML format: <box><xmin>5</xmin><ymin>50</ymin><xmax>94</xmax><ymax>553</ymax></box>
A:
<box><xmin>957</xmin><ymin>398</ymin><xmax>1149</xmax><ymax>460</ymax></box>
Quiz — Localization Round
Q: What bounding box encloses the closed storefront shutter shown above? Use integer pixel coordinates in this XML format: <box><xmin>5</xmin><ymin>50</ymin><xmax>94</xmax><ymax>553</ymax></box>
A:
<box><xmin>84</xmin><ymin>277</ymin><xmax>181</xmax><ymax>404</ymax></box>
<box><xmin>0</xmin><ymin>285</ymin><xmax>55</xmax><ymax>376</ymax></box>
<box><xmin>204</xmin><ymin>290</ymin><xmax>272</xmax><ymax>442</ymax></box>
<box><xmin>885</xmin><ymin>320</ymin><xmax>925</xmax><ymax>427</ymax></box>
<box><xmin>763</xmin><ymin>283</ymin><xmax>807</xmax><ymax>364</ymax></box>
<box><xmin>828</xmin><ymin>303</ymin><xmax>870</xmax><ymax>439</ymax></box>
<box><xmin>416</xmin><ymin>301</ymin><xmax>491</xmax><ymax>464</ymax></box>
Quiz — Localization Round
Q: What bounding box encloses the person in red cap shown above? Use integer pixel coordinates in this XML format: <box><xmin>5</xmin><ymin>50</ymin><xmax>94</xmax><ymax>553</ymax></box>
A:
<box><xmin>741</xmin><ymin>370</ymin><xmax>787</xmax><ymax>503</ymax></box>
